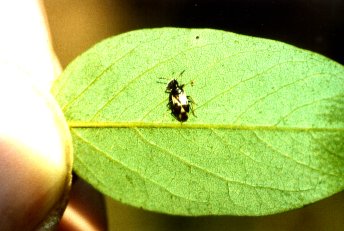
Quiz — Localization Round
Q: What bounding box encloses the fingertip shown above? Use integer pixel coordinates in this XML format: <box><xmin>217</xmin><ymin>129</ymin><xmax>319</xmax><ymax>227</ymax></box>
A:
<box><xmin>0</xmin><ymin>68</ymin><xmax>73</xmax><ymax>231</ymax></box>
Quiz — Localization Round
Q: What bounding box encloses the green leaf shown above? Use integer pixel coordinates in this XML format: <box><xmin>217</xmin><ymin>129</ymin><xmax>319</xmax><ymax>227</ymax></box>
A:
<box><xmin>52</xmin><ymin>28</ymin><xmax>344</xmax><ymax>216</ymax></box>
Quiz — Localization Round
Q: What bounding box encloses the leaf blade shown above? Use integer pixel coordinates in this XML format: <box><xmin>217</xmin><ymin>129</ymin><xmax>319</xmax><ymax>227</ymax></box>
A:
<box><xmin>52</xmin><ymin>28</ymin><xmax>344</xmax><ymax>215</ymax></box>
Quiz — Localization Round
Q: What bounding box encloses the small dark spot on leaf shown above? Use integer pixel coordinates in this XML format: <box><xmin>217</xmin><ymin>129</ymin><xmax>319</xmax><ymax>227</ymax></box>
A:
<box><xmin>196</xmin><ymin>36</ymin><xmax>200</xmax><ymax>39</ymax></box>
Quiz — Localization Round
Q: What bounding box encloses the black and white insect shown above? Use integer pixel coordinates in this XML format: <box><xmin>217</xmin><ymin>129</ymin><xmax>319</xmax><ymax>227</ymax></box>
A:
<box><xmin>162</xmin><ymin>71</ymin><xmax>195</xmax><ymax>122</ymax></box>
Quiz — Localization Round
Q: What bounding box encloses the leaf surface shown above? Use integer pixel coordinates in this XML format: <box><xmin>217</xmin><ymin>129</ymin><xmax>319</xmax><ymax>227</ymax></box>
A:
<box><xmin>52</xmin><ymin>28</ymin><xmax>344</xmax><ymax>215</ymax></box>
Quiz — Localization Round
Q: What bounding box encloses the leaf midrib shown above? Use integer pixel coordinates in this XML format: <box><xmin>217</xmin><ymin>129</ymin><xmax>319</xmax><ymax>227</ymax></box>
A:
<box><xmin>68</xmin><ymin>121</ymin><xmax>343</xmax><ymax>132</ymax></box>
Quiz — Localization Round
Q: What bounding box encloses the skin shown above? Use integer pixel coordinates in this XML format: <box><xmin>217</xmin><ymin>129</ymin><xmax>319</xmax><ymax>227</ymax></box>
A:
<box><xmin>0</xmin><ymin>1</ymin><xmax>73</xmax><ymax>230</ymax></box>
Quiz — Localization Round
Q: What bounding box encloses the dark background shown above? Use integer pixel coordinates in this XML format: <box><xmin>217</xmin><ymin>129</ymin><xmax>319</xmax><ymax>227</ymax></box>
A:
<box><xmin>123</xmin><ymin>0</ymin><xmax>344</xmax><ymax>64</ymax></box>
<box><xmin>44</xmin><ymin>1</ymin><xmax>344</xmax><ymax>230</ymax></box>
<box><xmin>45</xmin><ymin>0</ymin><xmax>343</xmax><ymax>67</ymax></box>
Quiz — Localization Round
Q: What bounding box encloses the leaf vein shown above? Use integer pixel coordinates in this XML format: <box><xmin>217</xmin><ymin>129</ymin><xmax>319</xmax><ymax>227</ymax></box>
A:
<box><xmin>133</xmin><ymin>128</ymin><xmax>313</xmax><ymax>192</ymax></box>
<box><xmin>233</xmin><ymin>72</ymin><xmax>328</xmax><ymax>123</ymax></box>
<box><xmin>72</xmin><ymin>129</ymin><xmax>204</xmax><ymax>203</ymax></box>
<box><xmin>253</xmin><ymin>131</ymin><xmax>341</xmax><ymax>178</ymax></box>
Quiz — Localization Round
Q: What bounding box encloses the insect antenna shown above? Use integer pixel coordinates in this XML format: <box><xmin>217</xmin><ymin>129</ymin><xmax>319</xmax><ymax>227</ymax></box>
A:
<box><xmin>156</xmin><ymin>77</ymin><xmax>169</xmax><ymax>85</ymax></box>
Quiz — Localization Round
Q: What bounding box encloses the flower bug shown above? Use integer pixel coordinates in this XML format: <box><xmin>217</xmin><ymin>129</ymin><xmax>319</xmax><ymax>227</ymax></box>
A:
<box><xmin>160</xmin><ymin>70</ymin><xmax>195</xmax><ymax>122</ymax></box>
